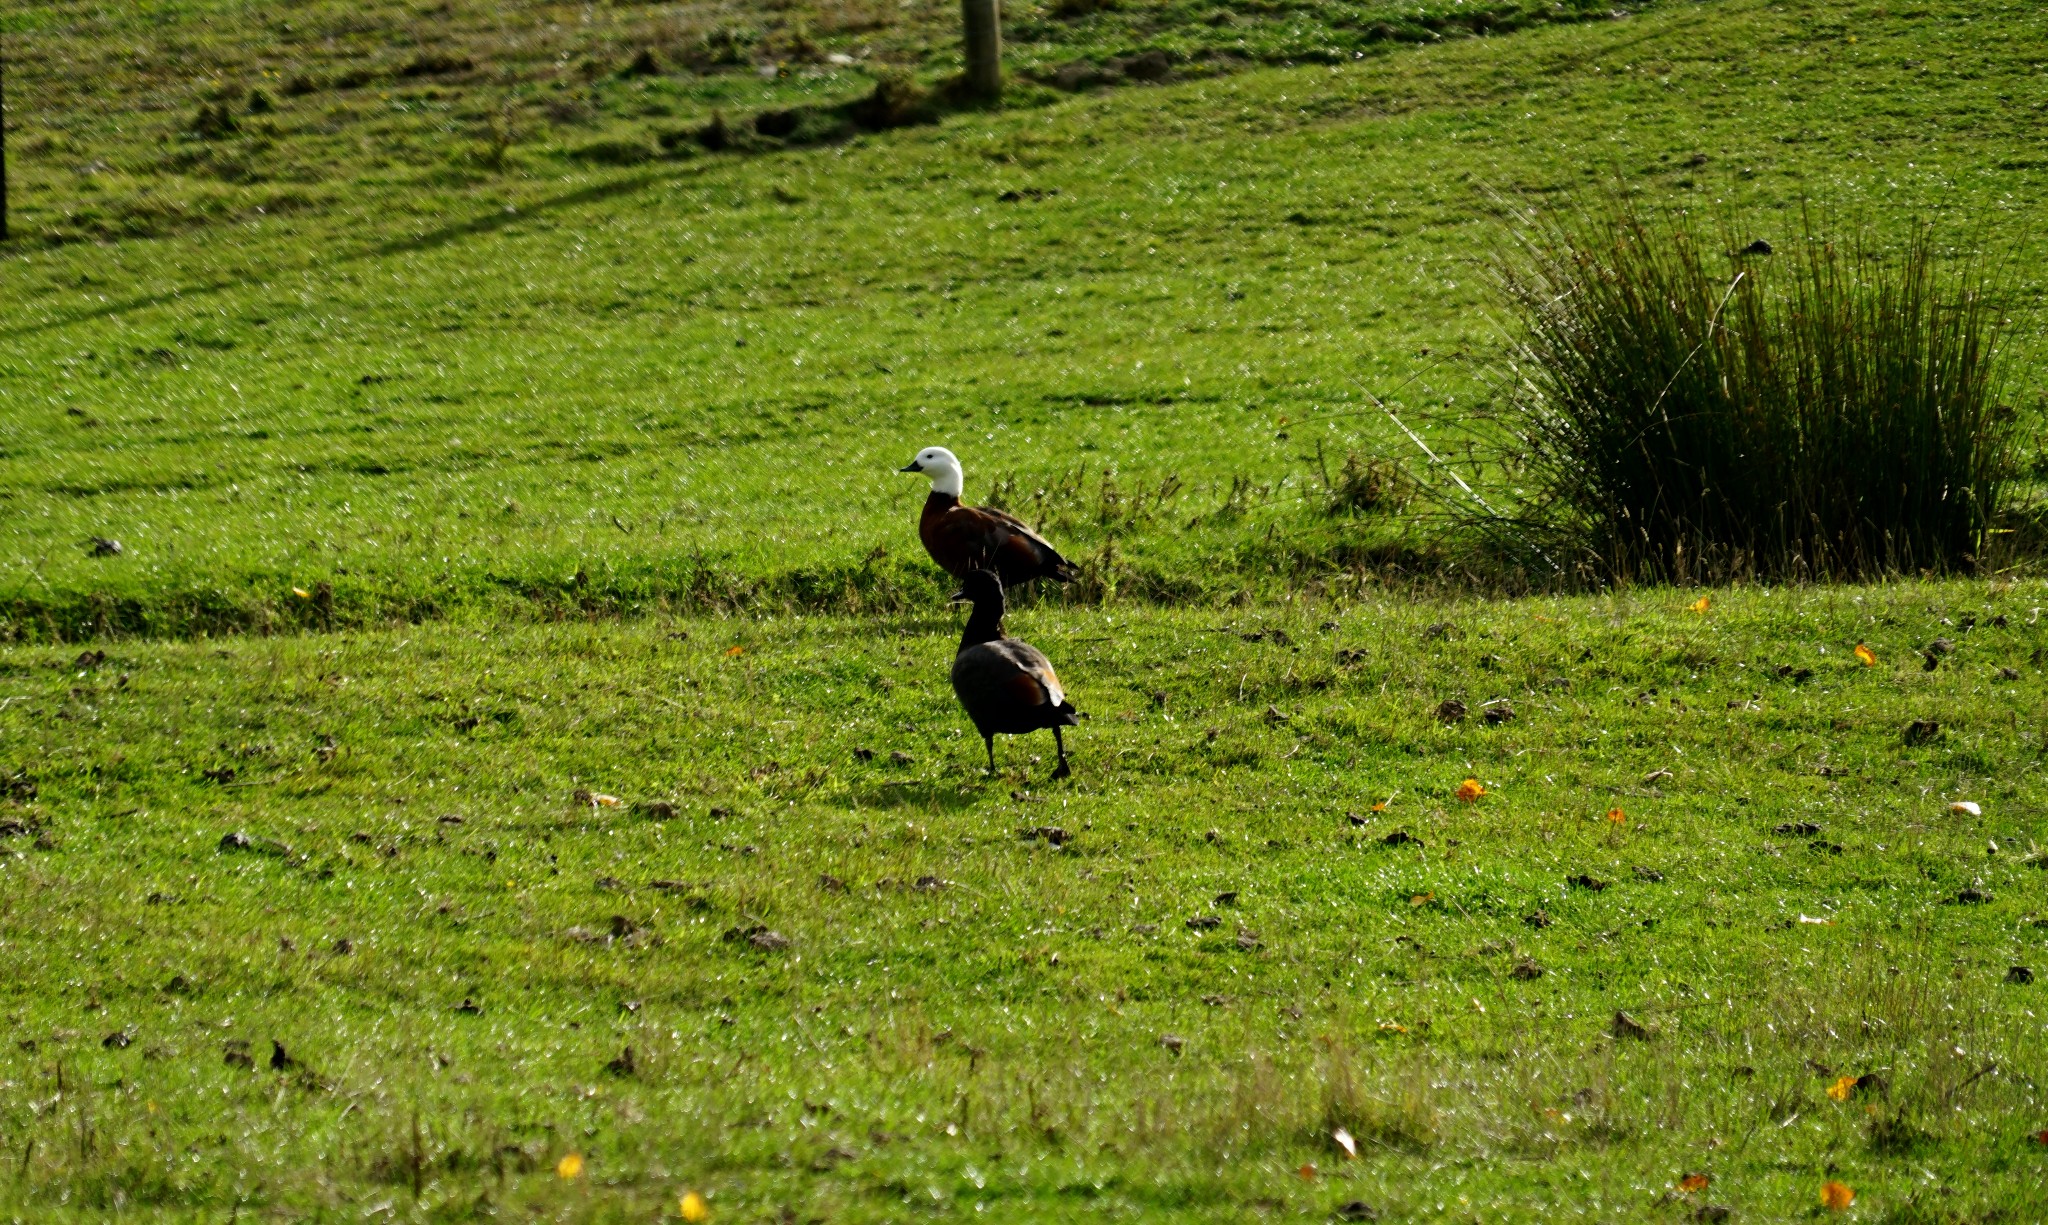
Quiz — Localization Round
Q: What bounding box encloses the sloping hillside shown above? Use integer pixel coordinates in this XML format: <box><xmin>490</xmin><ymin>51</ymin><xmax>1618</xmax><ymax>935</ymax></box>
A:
<box><xmin>0</xmin><ymin>0</ymin><xmax>2043</xmax><ymax>643</ymax></box>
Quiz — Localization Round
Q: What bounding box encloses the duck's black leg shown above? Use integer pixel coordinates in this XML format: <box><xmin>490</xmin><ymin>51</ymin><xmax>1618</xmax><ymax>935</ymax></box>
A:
<box><xmin>984</xmin><ymin>735</ymin><xmax>997</xmax><ymax>774</ymax></box>
<box><xmin>1050</xmin><ymin>726</ymin><xmax>1071</xmax><ymax>780</ymax></box>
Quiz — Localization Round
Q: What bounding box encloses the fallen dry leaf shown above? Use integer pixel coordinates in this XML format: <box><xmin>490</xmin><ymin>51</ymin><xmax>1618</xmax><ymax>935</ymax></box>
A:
<box><xmin>557</xmin><ymin>1153</ymin><xmax>584</xmax><ymax>1180</ymax></box>
<box><xmin>1377</xmin><ymin>1021</ymin><xmax>1409</xmax><ymax>1035</ymax></box>
<box><xmin>1950</xmin><ymin>800</ymin><xmax>1982</xmax><ymax>816</ymax></box>
<box><xmin>292</xmin><ymin>587</ymin><xmax>311</xmax><ymax>599</ymax></box>
<box><xmin>680</xmin><ymin>1190</ymin><xmax>710</xmax><ymax>1222</ymax></box>
<box><xmin>724</xmin><ymin>646</ymin><xmax>745</xmax><ymax>657</ymax></box>
<box><xmin>1854</xmin><ymin>643</ymin><xmax>1877</xmax><ymax>666</ymax></box>
<box><xmin>1690</xmin><ymin>596</ymin><xmax>1710</xmax><ymax>614</ymax></box>
<box><xmin>1680</xmin><ymin>1172</ymin><xmax>1711</xmax><ymax>1193</ymax></box>
<box><xmin>1827</xmin><ymin>1075</ymin><xmax>1856</xmax><ymax>1102</ymax></box>
<box><xmin>1456</xmin><ymin>778</ymin><xmax>1485</xmax><ymax>803</ymax></box>
<box><xmin>1606</xmin><ymin>807</ymin><xmax>1626</xmax><ymax>824</ymax></box>
<box><xmin>1820</xmin><ymin>1180</ymin><xmax>1854</xmax><ymax>1211</ymax></box>
<box><xmin>1409</xmin><ymin>892</ymin><xmax>1434</xmax><ymax>907</ymax></box>
<box><xmin>1297</xmin><ymin>1162</ymin><xmax>1317</xmax><ymax>1181</ymax></box>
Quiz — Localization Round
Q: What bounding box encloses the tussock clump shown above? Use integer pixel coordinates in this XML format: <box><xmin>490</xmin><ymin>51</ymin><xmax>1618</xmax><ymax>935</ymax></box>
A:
<box><xmin>1327</xmin><ymin>453</ymin><xmax>1410</xmax><ymax>516</ymax></box>
<box><xmin>187</xmin><ymin>102</ymin><xmax>240</xmax><ymax>140</ymax></box>
<box><xmin>1499</xmin><ymin>201</ymin><xmax>2019</xmax><ymax>584</ymax></box>
<box><xmin>696</xmin><ymin>110</ymin><xmax>733</xmax><ymax>152</ymax></box>
<box><xmin>847</xmin><ymin>70</ymin><xmax>934</xmax><ymax>130</ymax></box>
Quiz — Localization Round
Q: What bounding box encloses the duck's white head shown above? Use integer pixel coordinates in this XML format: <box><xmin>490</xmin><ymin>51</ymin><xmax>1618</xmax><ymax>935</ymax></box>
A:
<box><xmin>898</xmin><ymin>445</ymin><xmax>964</xmax><ymax>497</ymax></box>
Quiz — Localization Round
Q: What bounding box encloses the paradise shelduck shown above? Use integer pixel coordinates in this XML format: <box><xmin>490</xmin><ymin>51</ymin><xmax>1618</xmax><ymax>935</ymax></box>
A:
<box><xmin>949</xmin><ymin>569</ymin><xmax>1080</xmax><ymax>779</ymax></box>
<box><xmin>899</xmin><ymin>446</ymin><xmax>1078</xmax><ymax>589</ymax></box>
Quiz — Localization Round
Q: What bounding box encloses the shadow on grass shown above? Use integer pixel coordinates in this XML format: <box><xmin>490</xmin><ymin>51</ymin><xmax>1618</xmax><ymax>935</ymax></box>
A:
<box><xmin>843</xmin><ymin>780</ymin><xmax>990</xmax><ymax>813</ymax></box>
<box><xmin>0</xmin><ymin>168</ymin><xmax>701</xmax><ymax>341</ymax></box>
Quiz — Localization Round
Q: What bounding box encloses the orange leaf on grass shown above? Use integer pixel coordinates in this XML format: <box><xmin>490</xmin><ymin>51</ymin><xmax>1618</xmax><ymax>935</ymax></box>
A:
<box><xmin>557</xmin><ymin>1153</ymin><xmax>584</xmax><ymax>1180</ymax></box>
<box><xmin>1827</xmin><ymin>1076</ymin><xmax>1856</xmax><ymax>1102</ymax></box>
<box><xmin>1297</xmin><ymin>1163</ymin><xmax>1318</xmax><ymax>1181</ymax></box>
<box><xmin>680</xmin><ymin>1191</ymin><xmax>711</xmax><ymax>1222</ymax></box>
<box><xmin>1606</xmin><ymin>808</ymin><xmax>1626</xmax><ymax>824</ymax></box>
<box><xmin>1854</xmin><ymin>643</ymin><xmax>1877</xmax><ymax>667</ymax></box>
<box><xmin>1679</xmin><ymin>1173</ymin><xmax>1710</xmax><ymax>1193</ymax></box>
<box><xmin>2033</xmin><ymin>1129</ymin><xmax>2048</xmax><ymax>1147</ymax></box>
<box><xmin>1821</xmin><ymin>1181</ymin><xmax>1854</xmax><ymax>1211</ymax></box>
<box><xmin>1690</xmin><ymin>596</ymin><xmax>1710</xmax><ymax>614</ymax></box>
<box><xmin>1456</xmin><ymin>778</ymin><xmax>1485</xmax><ymax>803</ymax></box>
<box><xmin>1409</xmin><ymin>892</ymin><xmax>1434</xmax><ymax>907</ymax></box>
<box><xmin>724</xmin><ymin>646</ymin><xmax>745</xmax><ymax>657</ymax></box>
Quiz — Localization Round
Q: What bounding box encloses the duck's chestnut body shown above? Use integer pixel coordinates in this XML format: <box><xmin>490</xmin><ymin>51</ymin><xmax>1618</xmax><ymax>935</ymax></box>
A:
<box><xmin>920</xmin><ymin>491</ymin><xmax>1077</xmax><ymax>589</ymax></box>
<box><xmin>901</xmin><ymin>447</ymin><xmax>1077</xmax><ymax>588</ymax></box>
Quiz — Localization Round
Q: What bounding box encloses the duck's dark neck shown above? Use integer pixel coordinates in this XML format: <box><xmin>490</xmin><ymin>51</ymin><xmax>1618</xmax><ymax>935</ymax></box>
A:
<box><xmin>923</xmin><ymin>489</ymin><xmax>961</xmax><ymax>517</ymax></box>
<box><xmin>959</xmin><ymin>598</ymin><xmax>1006</xmax><ymax>650</ymax></box>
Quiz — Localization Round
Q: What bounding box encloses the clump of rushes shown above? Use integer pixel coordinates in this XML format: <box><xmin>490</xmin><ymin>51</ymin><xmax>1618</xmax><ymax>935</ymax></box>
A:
<box><xmin>1497</xmin><ymin>202</ymin><xmax>2019</xmax><ymax>584</ymax></box>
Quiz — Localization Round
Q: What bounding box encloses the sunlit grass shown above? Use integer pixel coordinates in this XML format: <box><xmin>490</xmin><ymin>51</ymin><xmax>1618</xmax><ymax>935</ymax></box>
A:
<box><xmin>1</xmin><ymin>580</ymin><xmax>2043</xmax><ymax>1218</ymax></box>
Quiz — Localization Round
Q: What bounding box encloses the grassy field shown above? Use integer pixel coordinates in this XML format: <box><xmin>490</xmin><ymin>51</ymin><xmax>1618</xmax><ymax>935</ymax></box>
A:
<box><xmin>3</xmin><ymin>584</ymin><xmax>2046</xmax><ymax>1221</ymax></box>
<box><xmin>4</xmin><ymin>0</ymin><xmax>2048</xmax><ymax>1218</ymax></box>
<box><xmin>3</xmin><ymin>0</ymin><xmax>2047</xmax><ymax>637</ymax></box>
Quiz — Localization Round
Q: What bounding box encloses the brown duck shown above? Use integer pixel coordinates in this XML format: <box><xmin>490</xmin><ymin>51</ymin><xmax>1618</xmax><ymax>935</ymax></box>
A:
<box><xmin>900</xmin><ymin>446</ymin><xmax>1077</xmax><ymax>589</ymax></box>
<box><xmin>949</xmin><ymin>569</ymin><xmax>1080</xmax><ymax>779</ymax></box>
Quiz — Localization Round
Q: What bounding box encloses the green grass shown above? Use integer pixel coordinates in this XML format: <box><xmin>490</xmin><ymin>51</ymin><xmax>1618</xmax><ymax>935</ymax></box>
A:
<box><xmin>3</xmin><ymin>583</ymin><xmax>2046</xmax><ymax>1220</ymax></box>
<box><xmin>5</xmin><ymin>0</ymin><xmax>2048</xmax><ymax>1218</ymax></box>
<box><xmin>1</xmin><ymin>0</ymin><xmax>1641</xmax><ymax>249</ymax></box>
<box><xmin>3</xmin><ymin>1</ymin><xmax>2048</xmax><ymax>636</ymax></box>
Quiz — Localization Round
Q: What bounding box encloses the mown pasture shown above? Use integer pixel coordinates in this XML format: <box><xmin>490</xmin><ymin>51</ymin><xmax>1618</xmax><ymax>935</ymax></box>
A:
<box><xmin>2</xmin><ymin>0</ymin><xmax>2047</xmax><ymax>1219</ymax></box>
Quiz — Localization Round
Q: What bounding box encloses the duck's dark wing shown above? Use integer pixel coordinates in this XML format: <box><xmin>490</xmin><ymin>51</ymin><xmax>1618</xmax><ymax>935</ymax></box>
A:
<box><xmin>976</xmin><ymin>508</ymin><xmax>1079</xmax><ymax>584</ymax></box>
<box><xmin>925</xmin><ymin>504</ymin><xmax>1077</xmax><ymax>584</ymax></box>
<box><xmin>951</xmin><ymin>639</ymin><xmax>1080</xmax><ymax>733</ymax></box>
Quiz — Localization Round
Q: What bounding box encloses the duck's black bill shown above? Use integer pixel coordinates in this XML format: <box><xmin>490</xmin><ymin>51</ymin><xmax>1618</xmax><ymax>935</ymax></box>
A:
<box><xmin>899</xmin><ymin>462</ymin><xmax>922</xmax><ymax>473</ymax></box>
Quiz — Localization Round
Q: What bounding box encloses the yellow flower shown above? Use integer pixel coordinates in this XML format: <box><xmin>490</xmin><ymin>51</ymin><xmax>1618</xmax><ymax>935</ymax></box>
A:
<box><xmin>680</xmin><ymin>1191</ymin><xmax>710</xmax><ymax>1222</ymax></box>
<box><xmin>557</xmin><ymin>1153</ymin><xmax>583</xmax><ymax>1179</ymax></box>
<box><xmin>1827</xmin><ymin>1075</ymin><xmax>1856</xmax><ymax>1102</ymax></box>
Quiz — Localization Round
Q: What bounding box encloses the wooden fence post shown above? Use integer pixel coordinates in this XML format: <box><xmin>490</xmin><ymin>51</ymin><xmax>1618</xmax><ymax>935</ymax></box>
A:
<box><xmin>961</xmin><ymin>0</ymin><xmax>1002</xmax><ymax>100</ymax></box>
<box><xmin>1</xmin><ymin>39</ymin><xmax>11</xmax><ymax>243</ymax></box>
